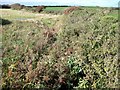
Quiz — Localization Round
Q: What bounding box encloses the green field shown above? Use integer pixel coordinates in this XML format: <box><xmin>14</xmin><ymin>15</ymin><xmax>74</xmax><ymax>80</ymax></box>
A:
<box><xmin>44</xmin><ymin>7</ymin><xmax>68</xmax><ymax>11</ymax></box>
<box><xmin>1</xmin><ymin>7</ymin><xmax>119</xmax><ymax>89</ymax></box>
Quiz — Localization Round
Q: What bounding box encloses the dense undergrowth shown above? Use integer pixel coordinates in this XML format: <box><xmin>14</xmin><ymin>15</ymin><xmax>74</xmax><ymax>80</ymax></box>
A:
<box><xmin>1</xmin><ymin>8</ymin><xmax>119</xmax><ymax>89</ymax></box>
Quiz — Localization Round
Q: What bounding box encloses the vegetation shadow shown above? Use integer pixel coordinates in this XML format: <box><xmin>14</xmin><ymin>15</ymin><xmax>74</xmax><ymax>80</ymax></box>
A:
<box><xmin>0</xmin><ymin>18</ymin><xmax>12</xmax><ymax>25</ymax></box>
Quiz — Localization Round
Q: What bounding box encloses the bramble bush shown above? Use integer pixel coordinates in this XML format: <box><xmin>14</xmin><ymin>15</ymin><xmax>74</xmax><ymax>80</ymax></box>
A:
<box><xmin>60</xmin><ymin>8</ymin><xmax>118</xmax><ymax>88</ymax></box>
<box><xmin>64</xmin><ymin>6</ymin><xmax>79</xmax><ymax>14</ymax></box>
<box><xmin>35</xmin><ymin>6</ymin><xmax>45</xmax><ymax>13</ymax></box>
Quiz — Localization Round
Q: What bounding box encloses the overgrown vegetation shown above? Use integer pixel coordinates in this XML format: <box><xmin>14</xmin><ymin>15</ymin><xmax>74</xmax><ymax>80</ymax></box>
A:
<box><xmin>1</xmin><ymin>7</ymin><xmax>119</xmax><ymax>89</ymax></box>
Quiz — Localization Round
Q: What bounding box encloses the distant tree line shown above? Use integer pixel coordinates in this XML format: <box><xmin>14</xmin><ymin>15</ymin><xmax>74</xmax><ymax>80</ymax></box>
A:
<box><xmin>0</xmin><ymin>3</ymin><xmax>47</xmax><ymax>13</ymax></box>
<box><xmin>0</xmin><ymin>4</ymin><xmax>11</xmax><ymax>9</ymax></box>
<box><xmin>1</xmin><ymin>3</ymin><xmax>119</xmax><ymax>14</ymax></box>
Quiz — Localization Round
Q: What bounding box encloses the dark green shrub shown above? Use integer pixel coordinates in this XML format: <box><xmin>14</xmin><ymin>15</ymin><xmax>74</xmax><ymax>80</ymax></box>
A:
<box><xmin>0</xmin><ymin>18</ymin><xmax>11</xmax><ymax>25</ymax></box>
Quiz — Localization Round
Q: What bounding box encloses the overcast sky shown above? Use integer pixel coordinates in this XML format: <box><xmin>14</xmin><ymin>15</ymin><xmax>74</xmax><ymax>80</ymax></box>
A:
<box><xmin>1</xmin><ymin>0</ymin><xmax>120</xmax><ymax>7</ymax></box>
